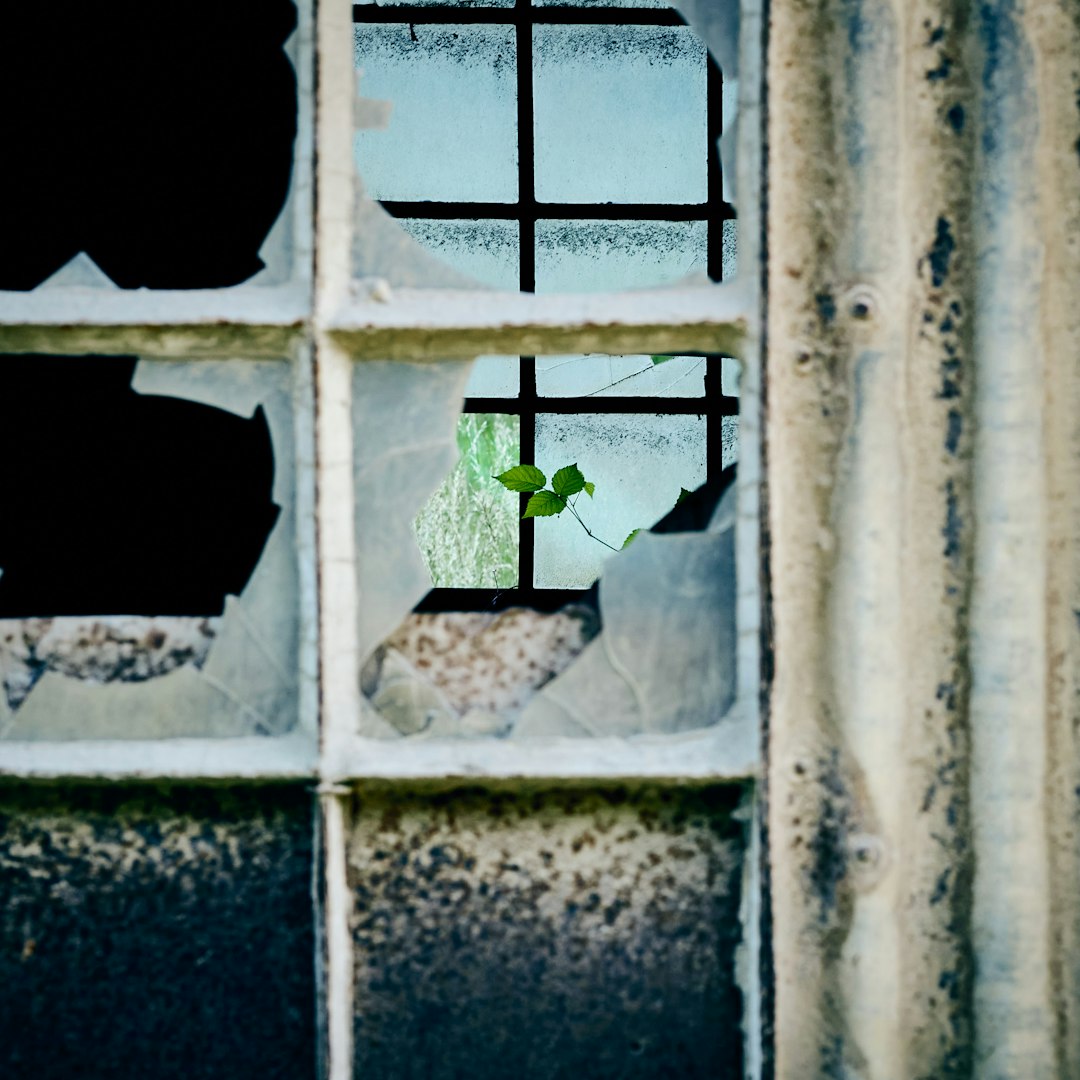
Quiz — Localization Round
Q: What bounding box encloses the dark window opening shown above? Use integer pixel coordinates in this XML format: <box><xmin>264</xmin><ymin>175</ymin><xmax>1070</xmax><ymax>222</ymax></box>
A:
<box><xmin>0</xmin><ymin>3</ymin><xmax>298</xmax><ymax>291</ymax></box>
<box><xmin>0</xmin><ymin>356</ymin><xmax>280</xmax><ymax>616</ymax></box>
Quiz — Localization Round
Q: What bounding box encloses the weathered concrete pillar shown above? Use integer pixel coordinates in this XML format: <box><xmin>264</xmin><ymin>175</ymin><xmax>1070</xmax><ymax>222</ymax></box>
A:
<box><xmin>765</xmin><ymin>1</ymin><xmax>1080</xmax><ymax>1075</ymax></box>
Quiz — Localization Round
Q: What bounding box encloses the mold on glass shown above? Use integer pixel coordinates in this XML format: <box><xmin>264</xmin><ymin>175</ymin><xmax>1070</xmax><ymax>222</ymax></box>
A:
<box><xmin>532</xmin><ymin>24</ymin><xmax>708</xmax><ymax>204</ymax></box>
<box><xmin>349</xmin><ymin>785</ymin><xmax>747</xmax><ymax>1076</ymax></box>
<box><xmin>353</xmin><ymin>24</ymin><xmax>518</xmax><ymax>203</ymax></box>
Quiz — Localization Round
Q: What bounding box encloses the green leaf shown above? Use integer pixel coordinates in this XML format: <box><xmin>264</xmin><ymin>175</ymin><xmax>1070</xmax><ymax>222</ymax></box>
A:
<box><xmin>494</xmin><ymin>464</ymin><xmax>546</xmax><ymax>492</ymax></box>
<box><xmin>551</xmin><ymin>463</ymin><xmax>586</xmax><ymax>498</ymax></box>
<box><xmin>523</xmin><ymin>490</ymin><xmax>567</xmax><ymax>518</ymax></box>
<box><xmin>676</xmin><ymin>487</ymin><xmax>693</xmax><ymax>505</ymax></box>
<box><xmin>623</xmin><ymin>528</ymin><xmax>641</xmax><ymax>549</ymax></box>
<box><xmin>651</xmin><ymin>354</ymin><xmax>674</xmax><ymax>366</ymax></box>
<box><xmin>584</xmin><ymin>481</ymin><xmax>595</xmax><ymax>498</ymax></box>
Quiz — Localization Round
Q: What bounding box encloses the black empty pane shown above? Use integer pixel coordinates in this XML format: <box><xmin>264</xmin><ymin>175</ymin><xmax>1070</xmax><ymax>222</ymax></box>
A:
<box><xmin>0</xmin><ymin>356</ymin><xmax>280</xmax><ymax>615</ymax></box>
<box><xmin>0</xmin><ymin>2</ymin><xmax>298</xmax><ymax>290</ymax></box>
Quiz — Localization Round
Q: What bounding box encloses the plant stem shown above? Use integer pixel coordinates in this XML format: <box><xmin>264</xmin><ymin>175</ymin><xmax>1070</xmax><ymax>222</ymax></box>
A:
<box><xmin>562</xmin><ymin>498</ymin><xmax>621</xmax><ymax>552</ymax></box>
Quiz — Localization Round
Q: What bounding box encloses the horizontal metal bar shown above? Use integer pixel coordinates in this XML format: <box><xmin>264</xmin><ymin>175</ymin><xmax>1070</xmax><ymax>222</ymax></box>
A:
<box><xmin>0</xmin><ymin>287</ymin><xmax>309</xmax><ymax>357</ymax></box>
<box><xmin>0</xmin><ymin>732</ymin><xmax>319</xmax><ymax>780</ymax></box>
<box><xmin>353</xmin><ymin>4</ymin><xmax>686</xmax><ymax>27</ymax></box>
<box><xmin>329</xmin><ymin>282</ymin><xmax>750</xmax><ymax>359</ymax></box>
<box><xmin>382</xmin><ymin>200</ymin><xmax>730</xmax><ymax>222</ymax></box>
<box><xmin>328</xmin><ymin>716</ymin><xmax>758</xmax><ymax>781</ymax></box>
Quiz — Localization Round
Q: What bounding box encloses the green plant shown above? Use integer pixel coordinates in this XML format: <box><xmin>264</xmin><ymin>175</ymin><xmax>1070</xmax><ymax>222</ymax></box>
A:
<box><xmin>493</xmin><ymin>462</ymin><xmax>691</xmax><ymax>552</ymax></box>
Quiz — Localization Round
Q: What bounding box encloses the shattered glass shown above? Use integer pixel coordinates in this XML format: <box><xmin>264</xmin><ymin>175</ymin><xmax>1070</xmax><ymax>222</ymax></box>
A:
<box><xmin>1</xmin><ymin>3</ymin><xmax>303</xmax><ymax>292</ymax></box>
<box><xmin>0</xmin><ymin>358</ymin><xmax>301</xmax><ymax>740</ymax></box>
<box><xmin>351</xmin><ymin>1</ymin><xmax>741</xmax><ymax>744</ymax></box>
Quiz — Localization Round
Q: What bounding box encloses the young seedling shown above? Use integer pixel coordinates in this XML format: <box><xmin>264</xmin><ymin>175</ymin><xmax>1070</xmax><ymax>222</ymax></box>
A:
<box><xmin>494</xmin><ymin>462</ymin><xmax>643</xmax><ymax>551</ymax></box>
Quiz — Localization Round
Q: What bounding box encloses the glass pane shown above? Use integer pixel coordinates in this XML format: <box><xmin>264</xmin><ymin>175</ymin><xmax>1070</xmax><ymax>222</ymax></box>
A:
<box><xmin>533</xmin><ymin>413</ymin><xmax>708</xmax><ymax>588</ymax></box>
<box><xmin>359</xmin><ymin>0</ymin><xmax>513</xmax><ymax>6</ymax></box>
<box><xmin>533</xmin><ymin>24</ymin><xmax>707</xmax><ymax>204</ymax></box>
<box><xmin>536</xmin><ymin>353</ymin><xmax>706</xmax><ymax>397</ymax></box>
<box><xmin>397</xmin><ymin>220</ymin><xmax>521</xmax><ymax>397</ymax></box>
<box><xmin>535</xmin><ymin>219</ymin><xmax>707</xmax><ymax>293</ymax></box>
<box><xmin>534</xmin><ymin>0</ymin><xmax>668</xmax><ymax>6</ymax></box>
<box><xmin>721</xmin><ymin>356</ymin><xmax>741</xmax><ymax>397</ymax></box>
<box><xmin>398</xmin><ymin>219</ymin><xmax>519</xmax><ymax>289</ymax></box>
<box><xmin>535</xmin><ymin>220</ymin><xmax>706</xmax><ymax>395</ymax></box>
<box><xmin>414</xmin><ymin>414</ymin><xmax>520</xmax><ymax>588</ymax></box>
<box><xmin>353</xmin><ymin>24</ymin><xmax>518</xmax><ymax>202</ymax></box>
<box><xmin>0</xmin><ymin>355</ymin><xmax>301</xmax><ymax>740</ymax></box>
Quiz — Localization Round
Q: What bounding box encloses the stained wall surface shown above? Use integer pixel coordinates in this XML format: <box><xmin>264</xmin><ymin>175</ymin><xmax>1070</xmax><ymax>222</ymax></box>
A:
<box><xmin>348</xmin><ymin>784</ymin><xmax>748</xmax><ymax>1079</ymax></box>
<box><xmin>0</xmin><ymin>784</ymin><xmax>316</xmax><ymax>1080</ymax></box>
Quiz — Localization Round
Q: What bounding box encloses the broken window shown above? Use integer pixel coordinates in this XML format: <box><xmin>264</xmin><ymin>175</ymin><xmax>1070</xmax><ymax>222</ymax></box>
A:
<box><xmin>351</xmin><ymin>0</ymin><xmax>744</xmax><ymax>745</ymax></box>
<box><xmin>1</xmin><ymin>2</ymin><xmax>309</xmax><ymax>296</ymax></box>
<box><xmin>0</xmin><ymin>356</ymin><xmax>306</xmax><ymax>740</ymax></box>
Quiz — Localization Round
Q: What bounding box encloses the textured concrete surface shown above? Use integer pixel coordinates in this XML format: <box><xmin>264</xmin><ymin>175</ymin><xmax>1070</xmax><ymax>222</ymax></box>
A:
<box><xmin>0</xmin><ymin>783</ymin><xmax>316</xmax><ymax>1080</ymax></box>
<box><xmin>349</xmin><ymin>783</ymin><xmax>748</xmax><ymax>1079</ymax></box>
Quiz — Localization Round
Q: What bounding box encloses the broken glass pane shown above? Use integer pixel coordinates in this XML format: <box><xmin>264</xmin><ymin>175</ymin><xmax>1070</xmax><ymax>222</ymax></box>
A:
<box><xmin>353</xmin><ymin>24</ymin><xmax>518</xmax><ymax>202</ymax></box>
<box><xmin>414</xmin><ymin>414</ymin><xmax>520</xmax><ymax>588</ymax></box>
<box><xmin>1</xmin><ymin>4</ymin><xmax>299</xmax><ymax>290</ymax></box>
<box><xmin>532</xmin><ymin>413</ymin><xmax>708</xmax><ymax>588</ymax></box>
<box><xmin>353</xmin><ymin>359</ymin><xmax>475</xmax><ymax>666</ymax></box>
<box><xmin>350</xmin><ymin>1</ymin><xmax>739</xmax><ymax>746</ymax></box>
<box><xmin>517</xmin><ymin>482</ymin><xmax>737</xmax><ymax>737</ymax></box>
<box><xmin>0</xmin><ymin>357</ymin><xmax>301</xmax><ymax>740</ymax></box>
<box><xmin>533</xmin><ymin>24</ymin><xmax>707</xmax><ymax>204</ymax></box>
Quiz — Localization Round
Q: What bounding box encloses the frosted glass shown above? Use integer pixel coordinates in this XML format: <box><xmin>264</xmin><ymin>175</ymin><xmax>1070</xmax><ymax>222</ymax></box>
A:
<box><xmin>353</xmin><ymin>25</ymin><xmax>517</xmax><ymax>202</ymax></box>
<box><xmin>535</xmin><ymin>219</ymin><xmax>708</xmax><ymax>293</ymax></box>
<box><xmin>533</xmin><ymin>413</ymin><xmax>708</xmax><ymax>588</ymax></box>
<box><xmin>397</xmin><ymin>220</ymin><xmax>522</xmax><ymax>397</ymax></box>
<box><xmin>398</xmin><ymin>219</ymin><xmax>519</xmax><ymax>290</ymax></box>
<box><xmin>533</xmin><ymin>25</ymin><xmax>707</xmax><ymax>204</ymax></box>
<box><xmin>720</xmin><ymin>416</ymin><xmax>738</xmax><ymax>468</ymax></box>
<box><xmin>534</xmin><ymin>221</ymin><xmax>706</xmax><ymax>395</ymax></box>
<box><xmin>722</xmin><ymin>218</ymin><xmax>737</xmax><ymax>281</ymax></box>
<box><xmin>721</xmin><ymin>357</ymin><xmax>740</xmax><ymax>398</ymax></box>
<box><xmin>464</xmin><ymin>357</ymin><xmax>520</xmax><ymax>398</ymax></box>
<box><xmin>536</xmin><ymin>354</ymin><xmax>706</xmax><ymax>397</ymax></box>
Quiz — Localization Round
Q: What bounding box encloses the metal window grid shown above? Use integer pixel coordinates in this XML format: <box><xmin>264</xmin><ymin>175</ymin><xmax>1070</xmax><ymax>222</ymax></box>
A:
<box><xmin>354</xmin><ymin>1</ymin><xmax>739</xmax><ymax>614</ymax></box>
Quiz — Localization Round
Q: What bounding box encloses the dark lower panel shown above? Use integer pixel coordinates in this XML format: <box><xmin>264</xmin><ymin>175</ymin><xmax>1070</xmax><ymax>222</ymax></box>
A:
<box><xmin>350</xmin><ymin>784</ymin><xmax>748</xmax><ymax>1080</ymax></box>
<box><xmin>0</xmin><ymin>783</ymin><xmax>316</xmax><ymax>1080</ymax></box>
